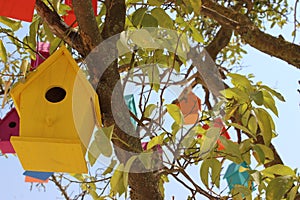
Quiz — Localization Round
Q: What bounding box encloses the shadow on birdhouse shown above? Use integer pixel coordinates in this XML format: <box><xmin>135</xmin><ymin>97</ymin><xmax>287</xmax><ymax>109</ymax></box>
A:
<box><xmin>176</xmin><ymin>90</ymin><xmax>201</xmax><ymax>125</ymax></box>
<box><xmin>30</xmin><ymin>42</ymin><xmax>50</xmax><ymax>71</ymax></box>
<box><xmin>63</xmin><ymin>0</ymin><xmax>97</xmax><ymax>27</ymax></box>
<box><xmin>10</xmin><ymin>46</ymin><xmax>101</xmax><ymax>173</ymax></box>
<box><xmin>224</xmin><ymin>161</ymin><xmax>252</xmax><ymax>191</ymax></box>
<box><xmin>0</xmin><ymin>108</ymin><xmax>19</xmax><ymax>154</ymax></box>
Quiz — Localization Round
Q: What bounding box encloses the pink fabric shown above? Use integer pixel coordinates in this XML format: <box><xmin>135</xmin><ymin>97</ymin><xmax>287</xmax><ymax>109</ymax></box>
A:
<box><xmin>142</xmin><ymin>142</ymin><xmax>163</xmax><ymax>154</ymax></box>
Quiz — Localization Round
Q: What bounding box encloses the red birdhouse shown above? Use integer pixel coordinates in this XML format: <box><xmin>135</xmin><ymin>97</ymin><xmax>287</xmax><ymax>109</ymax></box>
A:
<box><xmin>198</xmin><ymin>118</ymin><xmax>230</xmax><ymax>151</ymax></box>
<box><xmin>30</xmin><ymin>42</ymin><xmax>50</xmax><ymax>71</ymax></box>
<box><xmin>63</xmin><ymin>0</ymin><xmax>97</xmax><ymax>27</ymax></box>
<box><xmin>0</xmin><ymin>0</ymin><xmax>36</xmax><ymax>22</ymax></box>
<box><xmin>0</xmin><ymin>108</ymin><xmax>19</xmax><ymax>154</ymax></box>
<box><xmin>176</xmin><ymin>90</ymin><xmax>201</xmax><ymax>125</ymax></box>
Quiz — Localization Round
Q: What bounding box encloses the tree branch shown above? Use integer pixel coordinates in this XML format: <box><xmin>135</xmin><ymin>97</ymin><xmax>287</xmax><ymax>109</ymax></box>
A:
<box><xmin>201</xmin><ymin>0</ymin><xmax>300</xmax><ymax>69</ymax></box>
<box><xmin>35</xmin><ymin>0</ymin><xmax>85</xmax><ymax>56</ymax></box>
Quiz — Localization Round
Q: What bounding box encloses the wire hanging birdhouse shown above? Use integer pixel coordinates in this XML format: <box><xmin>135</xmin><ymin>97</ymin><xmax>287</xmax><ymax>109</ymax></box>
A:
<box><xmin>0</xmin><ymin>0</ymin><xmax>35</xmax><ymax>22</ymax></box>
<box><xmin>176</xmin><ymin>90</ymin><xmax>201</xmax><ymax>125</ymax></box>
<box><xmin>224</xmin><ymin>161</ymin><xmax>252</xmax><ymax>191</ymax></box>
<box><xmin>31</xmin><ymin>42</ymin><xmax>50</xmax><ymax>71</ymax></box>
<box><xmin>0</xmin><ymin>108</ymin><xmax>19</xmax><ymax>154</ymax></box>
<box><xmin>63</xmin><ymin>0</ymin><xmax>97</xmax><ymax>27</ymax></box>
<box><xmin>10</xmin><ymin>46</ymin><xmax>101</xmax><ymax>173</ymax></box>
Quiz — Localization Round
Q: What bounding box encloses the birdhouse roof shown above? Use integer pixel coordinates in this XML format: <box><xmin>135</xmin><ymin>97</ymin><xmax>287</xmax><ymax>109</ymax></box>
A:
<box><xmin>0</xmin><ymin>108</ymin><xmax>18</xmax><ymax>125</ymax></box>
<box><xmin>10</xmin><ymin>46</ymin><xmax>95</xmax><ymax>115</ymax></box>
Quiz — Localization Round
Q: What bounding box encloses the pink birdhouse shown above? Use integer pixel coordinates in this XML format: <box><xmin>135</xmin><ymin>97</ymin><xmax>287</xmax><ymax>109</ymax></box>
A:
<box><xmin>30</xmin><ymin>42</ymin><xmax>50</xmax><ymax>71</ymax></box>
<box><xmin>0</xmin><ymin>108</ymin><xmax>19</xmax><ymax>154</ymax></box>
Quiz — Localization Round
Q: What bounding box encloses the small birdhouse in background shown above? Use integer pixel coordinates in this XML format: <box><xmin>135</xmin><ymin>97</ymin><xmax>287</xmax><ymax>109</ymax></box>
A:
<box><xmin>25</xmin><ymin>176</ymin><xmax>49</xmax><ymax>183</ymax></box>
<box><xmin>224</xmin><ymin>161</ymin><xmax>252</xmax><ymax>191</ymax></box>
<box><xmin>200</xmin><ymin>118</ymin><xmax>231</xmax><ymax>151</ymax></box>
<box><xmin>0</xmin><ymin>108</ymin><xmax>19</xmax><ymax>154</ymax></box>
<box><xmin>124</xmin><ymin>94</ymin><xmax>137</xmax><ymax>126</ymax></box>
<box><xmin>23</xmin><ymin>171</ymin><xmax>53</xmax><ymax>183</ymax></box>
<box><xmin>63</xmin><ymin>0</ymin><xmax>97</xmax><ymax>27</ymax></box>
<box><xmin>0</xmin><ymin>0</ymin><xmax>36</xmax><ymax>22</ymax></box>
<box><xmin>176</xmin><ymin>90</ymin><xmax>201</xmax><ymax>125</ymax></box>
<box><xmin>10</xmin><ymin>46</ymin><xmax>101</xmax><ymax>173</ymax></box>
<box><xmin>31</xmin><ymin>42</ymin><xmax>50</xmax><ymax>71</ymax></box>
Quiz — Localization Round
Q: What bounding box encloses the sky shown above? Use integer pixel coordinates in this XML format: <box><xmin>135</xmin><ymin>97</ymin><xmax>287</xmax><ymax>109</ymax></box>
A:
<box><xmin>0</xmin><ymin>2</ymin><xmax>300</xmax><ymax>200</ymax></box>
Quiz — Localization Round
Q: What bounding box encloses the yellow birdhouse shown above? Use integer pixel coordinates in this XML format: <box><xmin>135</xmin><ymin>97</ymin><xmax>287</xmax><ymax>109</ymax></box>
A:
<box><xmin>10</xmin><ymin>46</ymin><xmax>101</xmax><ymax>173</ymax></box>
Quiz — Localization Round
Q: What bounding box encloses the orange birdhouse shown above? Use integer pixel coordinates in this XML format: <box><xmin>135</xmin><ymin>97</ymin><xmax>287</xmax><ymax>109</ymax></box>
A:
<box><xmin>10</xmin><ymin>46</ymin><xmax>101</xmax><ymax>174</ymax></box>
<box><xmin>176</xmin><ymin>90</ymin><xmax>201</xmax><ymax>125</ymax></box>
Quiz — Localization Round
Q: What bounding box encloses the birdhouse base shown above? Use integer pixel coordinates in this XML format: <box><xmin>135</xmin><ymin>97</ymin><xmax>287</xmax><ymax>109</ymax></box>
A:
<box><xmin>0</xmin><ymin>141</ymin><xmax>15</xmax><ymax>154</ymax></box>
<box><xmin>11</xmin><ymin>136</ymin><xmax>88</xmax><ymax>173</ymax></box>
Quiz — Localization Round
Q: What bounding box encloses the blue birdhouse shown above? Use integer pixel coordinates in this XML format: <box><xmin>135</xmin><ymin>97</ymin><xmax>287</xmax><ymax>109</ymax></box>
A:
<box><xmin>23</xmin><ymin>171</ymin><xmax>53</xmax><ymax>181</ymax></box>
<box><xmin>224</xmin><ymin>161</ymin><xmax>252</xmax><ymax>191</ymax></box>
<box><xmin>124</xmin><ymin>94</ymin><xmax>137</xmax><ymax>126</ymax></box>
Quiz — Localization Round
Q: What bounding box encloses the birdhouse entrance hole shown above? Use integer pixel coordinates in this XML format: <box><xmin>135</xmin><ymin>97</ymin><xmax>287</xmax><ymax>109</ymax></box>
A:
<box><xmin>45</xmin><ymin>87</ymin><xmax>66</xmax><ymax>103</ymax></box>
<box><xmin>8</xmin><ymin>122</ymin><xmax>17</xmax><ymax>128</ymax></box>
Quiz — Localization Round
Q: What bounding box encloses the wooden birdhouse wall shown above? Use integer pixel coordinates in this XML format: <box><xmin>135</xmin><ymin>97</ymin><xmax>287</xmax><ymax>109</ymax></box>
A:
<box><xmin>10</xmin><ymin>47</ymin><xmax>101</xmax><ymax>173</ymax></box>
<box><xmin>0</xmin><ymin>108</ymin><xmax>19</xmax><ymax>153</ymax></box>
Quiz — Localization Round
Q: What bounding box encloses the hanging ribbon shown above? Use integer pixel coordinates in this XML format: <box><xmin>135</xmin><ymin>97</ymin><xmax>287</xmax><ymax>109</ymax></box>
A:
<box><xmin>0</xmin><ymin>0</ymin><xmax>36</xmax><ymax>22</ymax></box>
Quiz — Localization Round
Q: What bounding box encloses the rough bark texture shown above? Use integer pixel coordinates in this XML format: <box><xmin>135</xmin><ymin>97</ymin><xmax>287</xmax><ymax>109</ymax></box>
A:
<box><xmin>201</xmin><ymin>0</ymin><xmax>300</xmax><ymax>69</ymax></box>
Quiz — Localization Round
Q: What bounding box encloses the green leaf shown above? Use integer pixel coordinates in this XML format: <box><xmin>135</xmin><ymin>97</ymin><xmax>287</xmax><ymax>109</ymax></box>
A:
<box><xmin>260</xmin><ymin>85</ymin><xmax>285</xmax><ymax>102</ymax></box>
<box><xmin>254</xmin><ymin>108</ymin><xmax>272</xmax><ymax>146</ymax></box>
<box><xmin>253</xmin><ymin>144</ymin><xmax>265</xmax><ymax>164</ymax></box>
<box><xmin>200</xmin><ymin>158</ymin><xmax>221</xmax><ymax>188</ymax></box>
<box><xmin>199</xmin><ymin>127</ymin><xmax>220</xmax><ymax>158</ymax></box>
<box><xmin>189</xmin><ymin>25</ymin><xmax>204</xmax><ymax>43</ymax></box>
<box><xmin>266</xmin><ymin>176</ymin><xmax>293</xmax><ymax>200</ymax></box>
<box><xmin>147</xmin><ymin>133</ymin><xmax>165</xmax><ymax>150</ymax></box>
<box><xmin>166</xmin><ymin>104</ymin><xmax>183</xmax><ymax>125</ymax></box>
<box><xmin>262</xmin><ymin>90</ymin><xmax>278</xmax><ymax>116</ymax></box>
<box><xmin>129</xmin><ymin>29</ymin><xmax>159</xmax><ymax>49</ymax></box>
<box><xmin>138</xmin><ymin>151</ymin><xmax>153</xmax><ymax>169</ymax></box>
<box><xmin>146</xmin><ymin>64</ymin><xmax>160</xmax><ymax>92</ymax></box>
<box><xmin>131</xmin><ymin>7</ymin><xmax>147</xmax><ymax>27</ymax></box>
<box><xmin>148</xmin><ymin>0</ymin><xmax>164</xmax><ymax>6</ymax></box>
<box><xmin>110</xmin><ymin>164</ymin><xmax>126</xmax><ymax>196</ymax></box>
<box><xmin>219</xmin><ymin>137</ymin><xmax>243</xmax><ymax>163</ymax></box>
<box><xmin>189</xmin><ymin>0</ymin><xmax>202</xmax><ymax>15</ymax></box>
<box><xmin>0</xmin><ymin>17</ymin><xmax>22</xmax><ymax>31</ymax></box>
<box><xmin>141</xmin><ymin>14</ymin><xmax>158</xmax><ymax>27</ymax></box>
<box><xmin>255</xmin><ymin>144</ymin><xmax>274</xmax><ymax>161</ymax></box>
<box><xmin>248</xmin><ymin>116</ymin><xmax>258</xmax><ymax>135</ymax></box>
<box><xmin>144</xmin><ymin>104</ymin><xmax>156</xmax><ymax>118</ymax></box>
<box><xmin>151</xmin><ymin>8</ymin><xmax>173</xmax><ymax>29</ymax></box>
<box><xmin>228</xmin><ymin>122</ymin><xmax>256</xmax><ymax>139</ymax></box>
<box><xmin>123</xmin><ymin>156</ymin><xmax>137</xmax><ymax>188</ymax></box>
<box><xmin>232</xmin><ymin>185</ymin><xmax>252</xmax><ymax>200</ymax></box>
<box><xmin>251</xmin><ymin>91</ymin><xmax>264</xmax><ymax>105</ymax></box>
<box><xmin>0</xmin><ymin>40</ymin><xmax>7</xmax><ymax>63</ymax></box>
<box><xmin>287</xmin><ymin>185</ymin><xmax>299</xmax><ymax>200</ymax></box>
<box><xmin>262</xmin><ymin>164</ymin><xmax>296</xmax><ymax>178</ymax></box>
<box><xmin>220</xmin><ymin>88</ymin><xmax>249</xmax><ymax>103</ymax></box>
<box><xmin>228</xmin><ymin>73</ymin><xmax>252</xmax><ymax>90</ymax></box>
<box><xmin>102</xmin><ymin>159</ymin><xmax>117</xmax><ymax>175</ymax></box>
